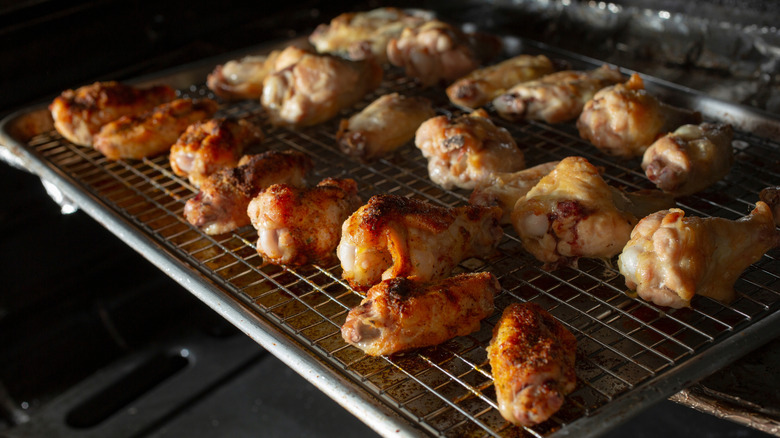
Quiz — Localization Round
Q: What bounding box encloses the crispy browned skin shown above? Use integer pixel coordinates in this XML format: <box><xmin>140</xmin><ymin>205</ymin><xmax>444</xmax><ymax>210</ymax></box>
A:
<box><xmin>641</xmin><ymin>123</ymin><xmax>734</xmax><ymax>196</ymax></box>
<box><xmin>184</xmin><ymin>150</ymin><xmax>313</xmax><ymax>235</ymax></box>
<box><xmin>341</xmin><ymin>272</ymin><xmax>500</xmax><ymax>356</ymax></box>
<box><xmin>446</xmin><ymin>54</ymin><xmax>556</xmax><ymax>109</ymax></box>
<box><xmin>487</xmin><ymin>302</ymin><xmax>577</xmax><ymax>427</ymax></box>
<box><xmin>493</xmin><ymin>65</ymin><xmax>623</xmax><ymax>124</ymax></box>
<box><xmin>415</xmin><ymin>109</ymin><xmax>526</xmax><ymax>190</ymax></box>
<box><xmin>261</xmin><ymin>51</ymin><xmax>382</xmax><ymax>127</ymax></box>
<box><xmin>248</xmin><ymin>178</ymin><xmax>361</xmax><ymax>266</ymax></box>
<box><xmin>170</xmin><ymin>118</ymin><xmax>264</xmax><ymax>188</ymax></box>
<box><xmin>337</xmin><ymin>93</ymin><xmax>435</xmax><ymax>162</ymax></box>
<box><xmin>309</xmin><ymin>7</ymin><xmax>431</xmax><ymax>63</ymax></box>
<box><xmin>337</xmin><ymin>194</ymin><xmax>503</xmax><ymax>290</ymax></box>
<box><xmin>93</xmin><ymin>98</ymin><xmax>218</xmax><ymax>160</ymax></box>
<box><xmin>49</xmin><ymin>81</ymin><xmax>176</xmax><ymax>147</ymax></box>
<box><xmin>577</xmin><ymin>74</ymin><xmax>702</xmax><ymax>158</ymax></box>
<box><xmin>387</xmin><ymin>19</ymin><xmax>502</xmax><ymax>87</ymax></box>
<box><xmin>618</xmin><ymin>202</ymin><xmax>780</xmax><ymax>308</ymax></box>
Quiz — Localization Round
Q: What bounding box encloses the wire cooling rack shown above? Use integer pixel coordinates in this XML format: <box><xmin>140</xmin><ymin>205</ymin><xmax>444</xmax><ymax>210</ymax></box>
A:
<box><xmin>4</xmin><ymin>50</ymin><xmax>780</xmax><ymax>438</ymax></box>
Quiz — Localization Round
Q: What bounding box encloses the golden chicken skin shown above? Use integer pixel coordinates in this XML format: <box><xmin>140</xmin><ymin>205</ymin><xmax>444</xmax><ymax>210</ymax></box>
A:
<box><xmin>93</xmin><ymin>98</ymin><xmax>218</xmax><ymax>160</ymax></box>
<box><xmin>184</xmin><ymin>150</ymin><xmax>313</xmax><ymax>235</ymax></box>
<box><xmin>50</xmin><ymin>81</ymin><xmax>176</xmax><ymax>147</ymax></box>
<box><xmin>618</xmin><ymin>201</ymin><xmax>780</xmax><ymax>308</ymax></box>
<box><xmin>170</xmin><ymin>118</ymin><xmax>264</xmax><ymax>188</ymax></box>
<box><xmin>487</xmin><ymin>302</ymin><xmax>577</xmax><ymax>427</ymax></box>
<box><xmin>247</xmin><ymin>178</ymin><xmax>361</xmax><ymax>266</ymax></box>
<box><xmin>341</xmin><ymin>272</ymin><xmax>500</xmax><ymax>356</ymax></box>
<box><xmin>337</xmin><ymin>195</ymin><xmax>503</xmax><ymax>291</ymax></box>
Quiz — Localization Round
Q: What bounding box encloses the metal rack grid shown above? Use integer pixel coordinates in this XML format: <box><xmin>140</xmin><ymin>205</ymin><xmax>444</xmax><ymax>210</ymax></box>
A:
<box><xmin>9</xmin><ymin>58</ymin><xmax>780</xmax><ymax>438</ymax></box>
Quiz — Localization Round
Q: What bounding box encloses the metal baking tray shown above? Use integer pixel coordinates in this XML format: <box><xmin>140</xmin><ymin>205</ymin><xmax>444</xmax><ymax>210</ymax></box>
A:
<box><xmin>2</xmin><ymin>35</ymin><xmax>779</xmax><ymax>438</ymax></box>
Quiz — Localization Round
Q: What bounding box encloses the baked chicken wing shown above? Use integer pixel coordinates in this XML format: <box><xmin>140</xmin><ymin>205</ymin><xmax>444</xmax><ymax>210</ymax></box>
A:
<box><xmin>493</xmin><ymin>65</ymin><xmax>623</xmax><ymax>124</ymax></box>
<box><xmin>387</xmin><ymin>19</ymin><xmax>502</xmax><ymax>87</ymax></box>
<box><xmin>247</xmin><ymin>178</ymin><xmax>361</xmax><ymax>266</ymax></box>
<box><xmin>337</xmin><ymin>195</ymin><xmax>503</xmax><ymax>290</ymax></box>
<box><xmin>261</xmin><ymin>50</ymin><xmax>382</xmax><ymax>127</ymax></box>
<box><xmin>511</xmin><ymin>156</ymin><xmax>639</xmax><ymax>269</ymax></box>
<box><xmin>309</xmin><ymin>7</ymin><xmax>431</xmax><ymax>63</ymax></box>
<box><xmin>641</xmin><ymin>123</ymin><xmax>734</xmax><ymax>196</ymax></box>
<box><xmin>93</xmin><ymin>98</ymin><xmax>218</xmax><ymax>160</ymax></box>
<box><xmin>50</xmin><ymin>81</ymin><xmax>176</xmax><ymax>147</ymax></box>
<box><xmin>337</xmin><ymin>93</ymin><xmax>435</xmax><ymax>162</ymax></box>
<box><xmin>414</xmin><ymin>109</ymin><xmax>526</xmax><ymax>190</ymax></box>
<box><xmin>487</xmin><ymin>302</ymin><xmax>577</xmax><ymax>427</ymax></box>
<box><xmin>469</xmin><ymin>161</ymin><xmax>559</xmax><ymax>224</ymax></box>
<box><xmin>170</xmin><ymin>118</ymin><xmax>264</xmax><ymax>188</ymax></box>
<box><xmin>618</xmin><ymin>202</ymin><xmax>780</xmax><ymax>308</ymax></box>
<box><xmin>446</xmin><ymin>54</ymin><xmax>556</xmax><ymax>109</ymax></box>
<box><xmin>577</xmin><ymin>74</ymin><xmax>702</xmax><ymax>158</ymax></box>
<box><xmin>341</xmin><ymin>272</ymin><xmax>500</xmax><ymax>356</ymax></box>
<box><xmin>184</xmin><ymin>150</ymin><xmax>313</xmax><ymax>235</ymax></box>
<box><xmin>760</xmin><ymin>187</ymin><xmax>780</xmax><ymax>226</ymax></box>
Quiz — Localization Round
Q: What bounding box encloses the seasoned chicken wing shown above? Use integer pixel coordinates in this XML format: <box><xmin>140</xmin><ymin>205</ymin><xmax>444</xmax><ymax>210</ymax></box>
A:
<box><xmin>170</xmin><ymin>118</ymin><xmax>264</xmax><ymax>188</ymax></box>
<box><xmin>511</xmin><ymin>156</ymin><xmax>639</xmax><ymax>269</ymax></box>
<box><xmin>50</xmin><ymin>81</ymin><xmax>176</xmax><ymax>147</ymax></box>
<box><xmin>618</xmin><ymin>202</ymin><xmax>779</xmax><ymax>308</ymax></box>
<box><xmin>309</xmin><ymin>7</ymin><xmax>431</xmax><ymax>63</ymax></box>
<box><xmin>93</xmin><ymin>98</ymin><xmax>218</xmax><ymax>160</ymax></box>
<box><xmin>487</xmin><ymin>302</ymin><xmax>577</xmax><ymax>427</ymax></box>
<box><xmin>577</xmin><ymin>74</ymin><xmax>701</xmax><ymax>158</ymax></box>
<box><xmin>446</xmin><ymin>54</ymin><xmax>556</xmax><ymax>109</ymax></box>
<box><xmin>641</xmin><ymin>123</ymin><xmax>734</xmax><ymax>196</ymax></box>
<box><xmin>261</xmin><ymin>50</ymin><xmax>382</xmax><ymax>127</ymax></box>
<box><xmin>337</xmin><ymin>195</ymin><xmax>503</xmax><ymax>290</ymax></box>
<box><xmin>760</xmin><ymin>187</ymin><xmax>780</xmax><ymax>226</ymax></box>
<box><xmin>493</xmin><ymin>65</ymin><xmax>623</xmax><ymax>124</ymax></box>
<box><xmin>247</xmin><ymin>178</ymin><xmax>361</xmax><ymax>266</ymax></box>
<box><xmin>469</xmin><ymin>161</ymin><xmax>559</xmax><ymax>224</ymax></box>
<box><xmin>341</xmin><ymin>272</ymin><xmax>500</xmax><ymax>356</ymax></box>
<box><xmin>337</xmin><ymin>93</ymin><xmax>435</xmax><ymax>162</ymax></box>
<box><xmin>387</xmin><ymin>19</ymin><xmax>502</xmax><ymax>87</ymax></box>
<box><xmin>184</xmin><ymin>150</ymin><xmax>313</xmax><ymax>235</ymax></box>
<box><xmin>415</xmin><ymin>109</ymin><xmax>526</xmax><ymax>190</ymax></box>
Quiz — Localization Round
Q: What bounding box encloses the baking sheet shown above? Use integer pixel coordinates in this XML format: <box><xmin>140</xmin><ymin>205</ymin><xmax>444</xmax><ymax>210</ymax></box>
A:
<box><xmin>1</xmin><ymin>36</ymin><xmax>779</xmax><ymax>438</ymax></box>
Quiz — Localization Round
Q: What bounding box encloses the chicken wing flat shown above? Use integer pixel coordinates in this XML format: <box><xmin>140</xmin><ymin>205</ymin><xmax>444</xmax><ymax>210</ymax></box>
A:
<box><xmin>170</xmin><ymin>118</ymin><xmax>264</xmax><ymax>188</ymax></box>
<box><xmin>50</xmin><ymin>81</ymin><xmax>176</xmax><ymax>147</ymax></box>
<box><xmin>415</xmin><ymin>109</ymin><xmax>526</xmax><ymax>190</ymax></box>
<box><xmin>93</xmin><ymin>98</ymin><xmax>218</xmax><ymax>160</ymax></box>
<box><xmin>511</xmin><ymin>156</ymin><xmax>638</xmax><ymax>269</ymax></box>
<box><xmin>248</xmin><ymin>178</ymin><xmax>361</xmax><ymax>266</ymax></box>
<box><xmin>341</xmin><ymin>272</ymin><xmax>500</xmax><ymax>356</ymax></box>
<box><xmin>337</xmin><ymin>93</ymin><xmax>435</xmax><ymax>162</ymax></box>
<box><xmin>261</xmin><ymin>50</ymin><xmax>382</xmax><ymax>127</ymax></box>
<box><xmin>487</xmin><ymin>302</ymin><xmax>577</xmax><ymax>427</ymax></box>
<box><xmin>641</xmin><ymin>123</ymin><xmax>734</xmax><ymax>196</ymax></box>
<box><xmin>618</xmin><ymin>202</ymin><xmax>780</xmax><ymax>308</ymax></box>
<box><xmin>446</xmin><ymin>54</ymin><xmax>556</xmax><ymax>109</ymax></box>
<box><xmin>469</xmin><ymin>161</ymin><xmax>559</xmax><ymax>224</ymax></box>
<box><xmin>184</xmin><ymin>150</ymin><xmax>313</xmax><ymax>235</ymax></box>
<box><xmin>309</xmin><ymin>7</ymin><xmax>431</xmax><ymax>63</ymax></box>
<box><xmin>387</xmin><ymin>19</ymin><xmax>502</xmax><ymax>87</ymax></box>
<box><xmin>337</xmin><ymin>195</ymin><xmax>503</xmax><ymax>290</ymax></box>
<box><xmin>493</xmin><ymin>65</ymin><xmax>623</xmax><ymax>124</ymax></box>
<box><xmin>577</xmin><ymin>74</ymin><xmax>702</xmax><ymax>158</ymax></box>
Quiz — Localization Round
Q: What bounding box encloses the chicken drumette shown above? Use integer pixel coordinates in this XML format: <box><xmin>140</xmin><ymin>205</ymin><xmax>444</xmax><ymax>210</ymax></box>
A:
<box><xmin>641</xmin><ymin>122</ymin><xmax>734</xmax><ymax>196</ymax></box>
<box><xmin>618</xmin><ymin>201</ymin><xmax>780</xmax><ymax>308</ymax></box>
<box><xmin>487</xmin><ymin>302</ymin><xmax>577</xmax><ymax>427</ymax></box>
<box><xmin>415</xmin><ymin>109</ymin><xmax>526</xmax><ymax>190</ymax></box>
<box><xmin>247</xmin><ymin>178</ymin><xmax>361</xmax><ymax>266</ymax></box>
<box><xmin>184</xmin><ymin>150</ymin><xmax>313</xmax><ymax>235</ymax></box>
<box><xmin>577</xmin><ymin>74</ymin><xmax>701</xmax><ymax>158</ymax></box>
<box><xmin>337</xmin><ymin>195</ymin><xmax>503</xmax><ymax>290</ymax></box>
<box><xmin>341</xmin><ymin>272</ymin><xmax>500</xmax><ymax>356</ymax></box>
